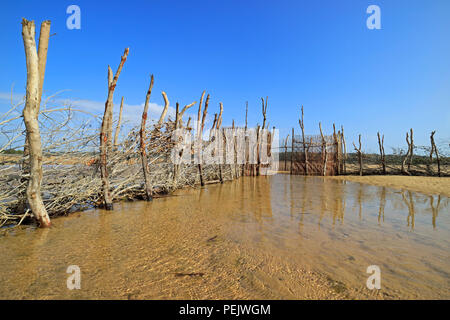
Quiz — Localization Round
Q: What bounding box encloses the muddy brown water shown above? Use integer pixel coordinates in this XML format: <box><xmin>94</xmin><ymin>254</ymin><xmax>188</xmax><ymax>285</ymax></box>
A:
<box><xmin>0</xmin><ymin>175</ymin><xmax>449</xmax><ymax>299</ymax></box>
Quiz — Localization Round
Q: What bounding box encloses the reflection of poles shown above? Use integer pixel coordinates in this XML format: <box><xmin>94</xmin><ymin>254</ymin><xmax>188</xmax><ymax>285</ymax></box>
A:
<box><xmin>378</xmin><ymin>187</ymin><xmax>386</xmax><ymax>224</ymax></box>
<box><xmin>402</xmin><ymin>191</ymin><xmax>415</xmax><ymax>229</ymax></box>
<box><xmin>429</xmin><ymin>195</ymin><xmax>441</xmax><ymax>229</ymax></box>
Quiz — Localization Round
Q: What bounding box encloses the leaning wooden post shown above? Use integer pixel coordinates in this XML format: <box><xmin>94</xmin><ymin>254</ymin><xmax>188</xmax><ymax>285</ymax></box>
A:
<box><xmin>197</xmin><ymin>93</ymin><xmax>209</xmax><ymax>186</ymax></box>
<box><xmin>319</xmin><ymin>122</ymin><xmax>327</xmax><ymax>176</ymax></box>
<box><xmin>290</xmin><ymin>128</ymin><xmax>294</xmax><ymax>174</ymax></box>
<box><xmin>407</xmin><ymin>128</ymin><xmax>414</xmax><ymax>171</ymax></box>
<box><xmin>353</xmin><ymin>134</ymin><xmax>363</xmax><ymax>176</ymax></box>
<box><xmin>100</xmin><ymin>47</ymin><xmax>129</xmax><ymax>210</ymax></box>
<box><xmin>21</xmin><ymin>18</ymin><xmax>51</xmax><ymax>227</ymax></box>
<box><xmin>341</xmin><ymin>125</ymin><xmax>347</xmax><ymax>174</ymax></box>
<box><xmin>402</xmin><ymin>131</ymin><xmax>411</xmax><ymax>175</ymax></box>
<box><xmin>430</xmin><ymin>131</ymin><xmax>441</xmax><ymax>177</ymax></box>
<box><xmin>216</xmin><ymin>103</ymin><xmax>224</xmax><ymax>183</ymax></box>
<box><xmin>299</xmin><ymin>106</ymin><xmax>308</xmax><ymax>175</ymax></box>
<box><xmin>113</xmin><ymin>96</ymin><xmax>125</xmax><ymax>150</ymax></box>
<box><xmin>242</xmin><ymin>101</ymin><xmax>249</xmax><ymax>176</ymax></box>
<box><xmin>284</xmin><ymin>134</ymin><xmax>289</xmax><ymax>171</ymax></box>
<box><xmin>140</xmin><ymin>75</ymin><xmax>154</xmax><ymax>201</ymax></box>
<box><xmin>377</xmin><ymin>132</ymin><xmax>386</xmax><ymax>174</ymax></box>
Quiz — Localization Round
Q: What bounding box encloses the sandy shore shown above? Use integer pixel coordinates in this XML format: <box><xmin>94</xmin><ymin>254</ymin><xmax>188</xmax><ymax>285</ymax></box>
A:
<box><xmin>328</xmin><ymin>175</ymin><xmax>450</xmax><ymax>197</ymax></box>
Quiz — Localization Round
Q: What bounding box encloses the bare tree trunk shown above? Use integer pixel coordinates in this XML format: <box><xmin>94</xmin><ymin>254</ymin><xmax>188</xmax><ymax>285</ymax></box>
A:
<box><xmin>402</xmin><ymin>131</ymin><xmax>412</xmax><ymax>175</ymax></box>
<box><xmin>353</xmin><ymin>134</ymin><xmax>363</xmax><ymax>176</ymax></box>
<box><xmin>377</xmin><ymin>132</ymin><xmax>386</xmax><ymax>174</ymax></box>
<box><xmin>21</xmin><ymin>19</ymin><xmax>51</xmax><ymax>227</ymax></box>
<box><xmin>100</xmin><ymin>48</ymin><xmax>129</xmax><ymax>210</ymax></box>
<box><xmin>217</xmin><ymin>102</ymin><xmax>224</xmax><ymax>182</ymax></box>
<box><xmin>140</xmin><ymin>75</ymin><xmax>154</xmax><ymax>200</ymax></box>
<box><xmin>341</xmin><ymin>125</ymin><xmax>347</xmax><ymax>174</ymax></box>
<box><xmin>158</xmin><ymin>91</ymin><xmax>170</xmax><ymax>127</ymax></box>
<box><xmin>319</xmin><ymin>122</ymin><xmax>327</xmax><ymax>176</ymax></box>
<box><xmin>408</xmin><ymin>128</ymin><xmax>414</xmax><ymax>171</ymax></box>
<box><xmin>243</xmin><ymin>101</ymin><xmax>248</xmax><ymax>177</ymax></box>
<box><xmin>430</xmin><ymin>131</ymin><xmax>441</xmax><ymax>177</ymax></box>
<box><xmin>284</xmin><ymin>134</ymin><xmax>289</xmax><ymax>172</ymax></box>
<box><xmin>113</xmin><ymin>96</ymin><xmax>124</xmax><ymax>150</ymax></box>
<box><xmin>19</xmin><ymin>20</ymin><xmax>51</xmax><ymax>216</ymax></box>
<box><xmin>299</xmin><ymin>106</ymin><xmax>308</xmax><ymax>175</ymax></box>
<box><xmin>197</xmin><ymin>93</ymin><xmax>209</xmax><ymax>186</ymax></box>
<box><xmin>290</xmin><ymin>128</ymin><xmax>294</xmax><ymax>175</ymax></box>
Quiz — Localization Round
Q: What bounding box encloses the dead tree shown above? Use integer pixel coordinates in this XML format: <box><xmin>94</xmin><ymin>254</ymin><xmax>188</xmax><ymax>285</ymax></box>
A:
<box><xmin>113</xmin><ymin>96</ymin><xmax>124</xmax><ymax>150</ymax></box>
<box><xmin>158</xmin><ymin>91</ymin><xmax>170</xmax><ymax>126</ymax></box>
<box><xmin>100</xmin><ymin>47</ymin><xmax>129</xmax><ymax>210</ymax></box>
<box><xmin>197</xmin><ymin>93</ymin><xmax>209</xmax><ymax>186</ymax></box>
<box><xmin>21</xmin><ymin>18</ymin><xmax>51</xmax><ymax>226</ymax></box>
<box><xmin>377</xmin><ymin>132</ymin><xmax>386</xmax><ymax>174</ymax></box>
<box><xmin>242</xmin><ymin>101</ymin><xmax>248</xmax><ymax>176</ymax></box>
<box><xmin>402</xmin><ymin>131</ymin><xmax>412</xmax><ymax>175</ymax></box>
<box><xmin>261</xmin><ymin>96</ymin><xmax>268</xmax><ymax>129</ymax></box>
<box><xmin>139</xmin><ymin>75</ymin><xmax>154</xmax><ymax>200</ymax></box>
<box><xmin>299</xmin><ymin>106</ymin><xmax>308</xmax><ymax>175</ymax></box>
<box><xmin>429</xmin><ymin>131</ymin><xmax>441</xmax><ymax>177</ymax></box>
<box><xmin>407</xmin><ymin>128</ymin><xmax>414</xmax><ymax>171</ymax></box>
<box><xmin>284</xmin><ymin>134</ymin><xmax>289</xmax><ymax>171</ymax></box>
<box><xmin>341</xmin><ymin>125</ymin><xmax>347</xmax><ymax>174</ymax></box>
<box><xmin>216</xmin><ymin>103</ymin><xmax>224</xmax><ymax>183</ymax></box>
<box><xmin>319</xmin><ymin>122</ymin><xmax>327</xmax><ymax>176</ymax></box>
<box><xmin>353</xmin><ymin>134</ymin><xmax>363</xmax><ymax>176</ymax></box>
<box><xmin>290</xmin><ymin>128</ymin><xmax>294</xmax><ymax>174</ymax></box>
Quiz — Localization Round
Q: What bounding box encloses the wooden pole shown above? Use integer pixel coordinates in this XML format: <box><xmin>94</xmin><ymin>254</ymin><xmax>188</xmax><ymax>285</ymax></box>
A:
<box><xmin>352</xmin><ymin>134</ymin><xmax>363</xmax><ymax>176</ymax></box>
<box><xmin>100</xmin><ymin>47</ymin><xmax>129</xmax><ymax>210</ymax></box>
<box><xmin>140</xmin><ymin>75</ymin><xmax>154</xmax><ymax>201</ymax></box>
<box><xmin>299</xmin><ymin>106</ymin><xmax>308</xmax><ymax>175</ymax></box>
<box><xmin>377</xmin><ymin>132</ymin><xmax>386</xmax><ymax>174</ymax></box>
<box><xmin>21</xmin><ymin>18</ymin><xmax>51</xmax><ymax>227</ymax></box>
<box><xmin>290</xmin><ymin>128</ymin><xmax>294</xmax><ymax>175</ymax></box>
<box><xmin>113</xmin><ymin>96</ymin><xmax>124</xmax><ymax>150</ymax></box>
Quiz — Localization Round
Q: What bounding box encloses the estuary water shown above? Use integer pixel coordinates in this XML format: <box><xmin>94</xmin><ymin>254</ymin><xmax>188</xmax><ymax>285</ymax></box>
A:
<box><xmin>0</xmin><ymin>175</ymin><xmax>448</xmax><ymax>299</ymax></box>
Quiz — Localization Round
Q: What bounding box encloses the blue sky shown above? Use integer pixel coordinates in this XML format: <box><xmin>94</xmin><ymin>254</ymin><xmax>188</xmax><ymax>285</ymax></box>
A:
<box><xmin>1</xmin><ymin>0</ymin><xmax>449</xmax><ymax>153</ymax></box>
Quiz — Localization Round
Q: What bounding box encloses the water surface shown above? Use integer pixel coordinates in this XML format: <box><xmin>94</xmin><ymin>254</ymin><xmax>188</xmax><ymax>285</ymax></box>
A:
<box><xmin>0</xmin><ymin>175</ymin><xmax>448</xmax><ymax>299</ymax></box>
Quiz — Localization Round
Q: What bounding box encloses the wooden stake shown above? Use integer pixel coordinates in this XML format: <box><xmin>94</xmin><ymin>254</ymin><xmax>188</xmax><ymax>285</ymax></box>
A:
<box><xmin>140</xmin><ymin>75</ymin><xmax>154</xmax><ymax>201</ymax></box>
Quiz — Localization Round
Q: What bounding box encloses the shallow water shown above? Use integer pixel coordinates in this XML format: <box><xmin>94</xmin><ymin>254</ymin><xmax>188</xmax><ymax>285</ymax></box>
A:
<box><xmin>0</xmin><ymin>175</ymin><xmax>449</xmax><ymax>299</ymax></box>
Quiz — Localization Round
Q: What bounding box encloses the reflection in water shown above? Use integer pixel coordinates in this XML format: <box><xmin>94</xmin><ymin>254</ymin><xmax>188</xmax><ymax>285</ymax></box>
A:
<box><xmin>0</xmin><ymin>175</ymin><xmax>449</xmax><ymax>299</ymax></box>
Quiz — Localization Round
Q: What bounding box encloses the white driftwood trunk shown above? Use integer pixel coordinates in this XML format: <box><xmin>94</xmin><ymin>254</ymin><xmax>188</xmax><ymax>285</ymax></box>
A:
<box><xmin>21</xmin><ymin>19</ymin><xmax>51</xmax><ymax>227</ymax></box>
<box><xmin>100</xmin><ymin>48</ymin><xmax>129</xmax><ymax>210</ymax></box>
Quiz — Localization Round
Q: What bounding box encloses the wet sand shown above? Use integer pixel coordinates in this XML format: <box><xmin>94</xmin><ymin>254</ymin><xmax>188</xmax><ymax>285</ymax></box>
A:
<box><xmin>329</xmin><ymin>175</ymin><xmax>450</xmax><ymax>197</ymax></box>
<box><xmin>0</xmin><ymin>175</ymin><xmax>449</xmax><ymax>299</ymax></box>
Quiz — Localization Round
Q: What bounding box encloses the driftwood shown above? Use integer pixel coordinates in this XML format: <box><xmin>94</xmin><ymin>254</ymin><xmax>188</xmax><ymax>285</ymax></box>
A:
<box><xmin>299</xmin><ymin>106</ymin><xmax>308</xmax><ymax>175</ymax></box>
<box><xmin>21</xmin><ymin>19</ymin><xmax>51</xmax><ymax>227</ymax></box>
<box><xmin>100</xmin><ymin>47</ymin><xmax>129</xmax><ymax>210</ymax></box>
<box><xmin>319</xmin><ymin>122</ymin><xmax>327</xmax><ymax>176</ymax></box>
<box><xmin>113</xmin><ymin>96</ymin><xmax>124</xmax><ymax>150</ymax></box>
<box><xmin>429</xmin><ymin>131</ymin><xmax>441</xmax><ymax>177</ymax></box>
<box><xmin>353</xmin><ymin>134</ymin><xmax>363</xmax><ymax>176</ymax></box>
<box><xmin>377</xmin><ymin>132</ymin><xmax>386</xmax><ymax>174</ymax></box>
<box><xmin>140</xmin><ymin>75</ymin><xmax>154</xmax><ymax>201</ymax></box>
